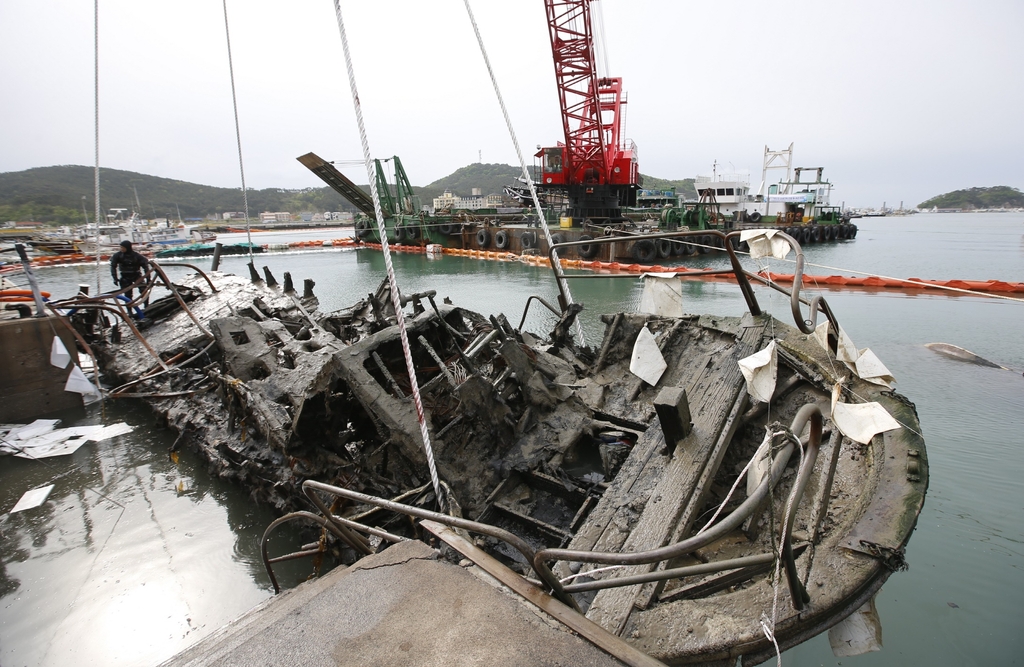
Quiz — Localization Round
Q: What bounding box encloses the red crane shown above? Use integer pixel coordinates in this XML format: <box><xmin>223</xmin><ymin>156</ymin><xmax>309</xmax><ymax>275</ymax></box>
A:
<box><xmin>537</xmin><ymin>0</ymin><xmax>639</xmax><ymax>225</ymax></box>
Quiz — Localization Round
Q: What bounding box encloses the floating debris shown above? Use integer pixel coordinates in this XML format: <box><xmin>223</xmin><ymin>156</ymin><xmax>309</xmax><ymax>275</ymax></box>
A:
<box><xmin>1</xmin><ymin>419</ymin><xmax>134</xmax><ymax>459</ymax></box>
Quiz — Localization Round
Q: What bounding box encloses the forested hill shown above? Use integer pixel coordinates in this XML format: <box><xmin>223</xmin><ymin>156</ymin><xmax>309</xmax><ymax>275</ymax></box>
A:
<box><xmin>0</xmin><ymin>165</ymin><xmax>358</xmax><ymax>225</ymax></box>
<box><xmin>641</xmin><ymin>175</ymin><xmax>697</xmax><ymax>199</ymax></box>
<box><xmin>918</xmin><ymin>186</ymin><xmax>1024</xmax><ymax>209</ymax></box>
<box><xmin>420</xmin><ymin>163</ymin><xmax>526</xmax><ymax>203</ymax></box>
<box><xmin>2</xmin><ymin>163</ymin><xmax>701</xmax><ymax>226</ymax></box>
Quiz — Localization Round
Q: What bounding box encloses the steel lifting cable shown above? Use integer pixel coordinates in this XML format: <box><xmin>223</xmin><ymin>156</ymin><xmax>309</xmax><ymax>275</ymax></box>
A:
<box><xmin>460</xmin><ymin>0</ymin><xmax>583</xmax><ymax>345</ymax></box>
<box><xmin>93</xmin><ymin>0</ymin><xmax>102</xmax><ymax>294</ymax></box>
<box><xmin>221</xmin><ymin>0</ymin><xmax>254</xmax><ymax>261</ymax></box>
<box><xmin>332</xmin><ymin>0</ymin><xmax>442</xmax><ymax>506</ymax></box>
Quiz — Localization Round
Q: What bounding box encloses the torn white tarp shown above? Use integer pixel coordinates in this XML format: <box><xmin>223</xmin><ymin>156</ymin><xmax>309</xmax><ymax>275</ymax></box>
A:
<box><xmin>629</xmin><ymin>326</ymin><xmax>667</xmax><ymax>386</ymax></box>
<box><xmin>2</xmin><ymin>422</ymin><xmax>134</xmax><ymax>459</ymax></box>
<box><xmin>739</xmin><ymin>229</ymin><xmax>792</xmax><ymax>260</ymax></box>
<box><xmin>6</xmin><ymin>419</ymin><xmax>60</xmax><ymax>441</ymax></box>
<box><xmin>50</xmin><ymin>336</ymin><xmax>71</xmax><ymax>369</ymax></box>
<box><xmin>64</xmin><ymin>365</ymin><xmax>102</xmax><ymax>404</ymax></box>
<box><xmin>813</xmin><ymin>322</ymin><xmax>895</xmax><ymax>388</ymax></box>
<box><xmin>813</xmin><ymin>320</ymin><xmax>858</xmax><ymax>363</ymax></box>
<box><xmin>847</xmin><ymin>348</ymin><xmax>896</xmax><ymax>388</ymax></box>
<box><xmin>10</xmin><ymin>484</ymin><xmax>55</xmax><ymax>513</ymax></box>
<box><xmin>639</xmin><ymin>273</ymin><xmax>684</xmax><ymax>317</ymax></box>
<box><xmin>829</xmin><ymin>595</ymin><xmax>883</xmax><ymax>656</ymax></box>
<box><xmin>738</xmin><ymin>340</ymin><xmax>778</xmax><ymax>403</ymax></box>
<box><xmin>830</xmin><ymin>384</ymin><xmax>901</xmax><ymax>445</ymax></box>
<box><xmin>13</xmin><ymin>436</ymin><xmax>90</xmax><ymax>459</ymax></box>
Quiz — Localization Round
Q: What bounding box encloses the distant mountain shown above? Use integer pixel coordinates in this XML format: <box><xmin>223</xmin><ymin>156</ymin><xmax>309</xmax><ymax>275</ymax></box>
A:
<box><xmin>1</xmin><ymin>163</ymin><xmax>701</xmax><ymax>226</ymax></box>
<box><xmin>640</xmin><ymin>174</ymin><xmax>697</xmax><ymax>200</ymax></box>
<box><xmin>0</xmin><ymin>165</ymin><xmax>361</xmax><ymax>226</ymax></box>
<box><xmin>918</xmin><ymin>186</ymin><xmax>1024</xmax><ymax>210</ymax></box>
<box><xmin>418</xmin><ymin>163</ymin><xmax>529</xmax><ymax>203</ymax></box>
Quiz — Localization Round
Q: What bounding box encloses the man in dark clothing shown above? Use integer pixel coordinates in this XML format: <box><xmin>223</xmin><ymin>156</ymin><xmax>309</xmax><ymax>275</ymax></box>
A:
<box><xmin>110</xmin><ymin>240</ymin><xmax>150</xmax><ymax>299</ymax></box>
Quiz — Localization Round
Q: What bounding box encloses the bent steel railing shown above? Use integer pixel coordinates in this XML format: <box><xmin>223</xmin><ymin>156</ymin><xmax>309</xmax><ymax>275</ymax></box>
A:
<box><xmin>47</xmin><ymin>261</ymin><xmax>221</xmax><ymax>387</ymax></box>
<box><xmin>262</xmin><ymin>404</ymin><xmax>826</xmax><ymax>613</ymax></box>
<box><xmin>544</xmin><ymin>229</ymin><xmax>842</xmax><ymax>345</ymax></box>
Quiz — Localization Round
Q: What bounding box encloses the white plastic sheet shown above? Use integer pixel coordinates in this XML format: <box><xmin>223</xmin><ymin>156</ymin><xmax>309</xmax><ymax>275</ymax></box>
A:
<box><xmin>848</xmin><ymin>348</ymin><xmax>896</xmax><ymax>388</ymax></box>
<box><xmin>830</xmin><ymin>384</ymin><xmax>901</xmax><ymax>445</ymax></box>
<box><xmin>64</xmin><ymin>365</ymin><xmax>102</xmax><ymax>404</ymax></box>
<box><xmin>739</xmin><ymin>229</ymin><xmax>792</xmax><ymax>260</ymax></box>
<box><xmin>50</xmin><ymin>336</ymin><xmax>71</xmax><ymax>369</ymax></box>
<box><xmin>813</xmin><ymin>322</ymin><xmax>895</xmax><ymax>388</ymax></box>
<box><xmin>829</xmin><ymin>595</ymin><xmax>883</xmax><ymax>656</ymax></box>
<box><xmin>10</xmin><ymin>485</ymin><xmax>55</xmax><ymax>513</ymax></box>
<box><xmin>6</xmin><ymin>419</ymin><xmax>60</xmax><ymax>441</ymax></box>
<box><xmin>738</xmin><ymin>340</ymin><xmax>778</xmax><ymax>404</ymax></box>
<box><xmin>629</xmin><ymin>326</ymin><xmax>667</xmax><ymax>386</ymax></box>
<box><xmin>639</xmin><ymin>274</ymin><xmax>684</xmax><ymax>317</ymax></box>
<box><xmin>2</xmin><ymin>421</ymin><xmax>133</xmax><ymax>459</ymax></box>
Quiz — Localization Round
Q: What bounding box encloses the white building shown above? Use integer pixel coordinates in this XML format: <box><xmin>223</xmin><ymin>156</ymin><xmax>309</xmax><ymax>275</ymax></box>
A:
<box><xmin>433</xmin><ymin>190</ymin><xmax>504</xmax><ymax>212</ymax></box>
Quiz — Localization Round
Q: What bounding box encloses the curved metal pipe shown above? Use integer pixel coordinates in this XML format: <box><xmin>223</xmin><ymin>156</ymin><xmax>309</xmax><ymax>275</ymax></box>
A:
<box><xmin>301</xmin><ymin>485</ymin><xmax>375</xmax><ymax>557</ymax></box>
<box><xmin>154</xmin><ymin>261</ymin><xmax>219</xmax><ymax>293</ymax></box>
<box><xmin>517</xmin><ymin>294</ymin><xmax>562</xmax><ymax>330</ymax></box>
<box><xmin>546</xmin><ymin>229</ymin><xmax>762</xmax><ymax>316</ymax></box>
<box><xmin>150</xmin><ymin>261</ymin><xmax>213</xmax><ymax>339</ymax></box>
<box><xmin>533</xmin><ymin>434</ymin><xmax>796</xmax><ymax>569</ymax></box>
<box><xmin>780</xmin><ymin>403</ymin><xmax>823</xmax><ymax>610</ymax></box>
<box><xmin>723</xmin><ymin>231</ymin><xmax>761</xmax><ymax>316</ymax></box>
<box><xmin>87</xmin><ymin>302</ymin><xmax>170</xmax><ymax>370</ymax></box>
<box><xmin>261</xmin><ymin>510</ymin><xmax>355</xmax><ymax>594</ymax></box>
<box><xmin>775</xmin><ymin>232</ymin><xmax>840</xmax><ymax>337</ymax></box>
<box><xmin>299</xmin><ymin>480</ymin><xmax>578</xmax><ymax>609</ymax></box>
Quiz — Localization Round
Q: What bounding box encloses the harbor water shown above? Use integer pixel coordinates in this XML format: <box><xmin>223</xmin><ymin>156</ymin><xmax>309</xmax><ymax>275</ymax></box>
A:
<box><xmin>2</xmin><ymin>213</ymin><xmax>1022</xmax><ymax>666</ymax></box>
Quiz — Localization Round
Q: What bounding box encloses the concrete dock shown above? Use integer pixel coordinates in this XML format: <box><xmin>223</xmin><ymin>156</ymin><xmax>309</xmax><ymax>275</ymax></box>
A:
<box><xmin>159</xmin><ymin>539</ymin><xmax>631</xmax><ymax>667</ymax></box>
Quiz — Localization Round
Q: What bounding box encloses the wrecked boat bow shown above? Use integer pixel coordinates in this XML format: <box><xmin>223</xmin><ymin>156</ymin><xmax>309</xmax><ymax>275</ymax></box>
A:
<box><xmin>68</xmin><ymin>229</ymin><xmax>926</xmax><ymax>665</ymax></box>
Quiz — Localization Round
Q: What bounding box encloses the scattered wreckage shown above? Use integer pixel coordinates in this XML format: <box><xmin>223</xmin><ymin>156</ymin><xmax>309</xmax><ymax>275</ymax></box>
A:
<box><xmin>62</xmin><ymin>230</ymin><xmax>927</xmax><ymax>666</ymax></box>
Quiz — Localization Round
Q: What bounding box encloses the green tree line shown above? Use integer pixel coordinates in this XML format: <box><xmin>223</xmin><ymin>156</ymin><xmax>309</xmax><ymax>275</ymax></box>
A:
<box><xmin>2</xmin><ymin>163</ymin><xmax>703</xmax><ymax>226</ymax></box>
<box><xmin>918</xmin><ymin>186</ymin><xmax>1024</xmax><ymax>209</ymax></box>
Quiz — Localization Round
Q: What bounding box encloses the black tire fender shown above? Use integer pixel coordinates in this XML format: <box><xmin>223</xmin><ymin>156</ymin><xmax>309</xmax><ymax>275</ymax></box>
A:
<box><xmin>578</xmin><ymin>234</ymin><xmax>598</xmax><ymax>258</ymax></box>
<box><xmin>632</xmin><ymin>239</ymin><xmax>657</xmax><ymax>263</ymax></box>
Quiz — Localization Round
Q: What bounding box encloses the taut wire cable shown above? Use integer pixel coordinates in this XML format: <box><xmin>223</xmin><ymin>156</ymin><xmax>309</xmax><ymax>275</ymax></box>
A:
<box><xmin>460</xmin><ymin>0</ymin><xmax>583</xmax><ymax>345</ymax></box>
<box><xmin>93</xmin><ymin>0</ymin><xmax>102</xmax><ymax>293</ymax></box>
<box><xmin>221</xmin><ymin>0</ymin><xmax>254</xmax><ymax>261</ymax></box>
<box><xmin>331</xmin><ymin>0</ymin><xmax>442</xmax><ymax>506</ymax></box>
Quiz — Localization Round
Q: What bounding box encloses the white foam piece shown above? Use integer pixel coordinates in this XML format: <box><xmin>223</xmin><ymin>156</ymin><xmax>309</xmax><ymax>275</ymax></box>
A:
<box><xmin>10</xmin><ymin>484</ymin><xmax>55</xmax><ymax>513</ymax></box>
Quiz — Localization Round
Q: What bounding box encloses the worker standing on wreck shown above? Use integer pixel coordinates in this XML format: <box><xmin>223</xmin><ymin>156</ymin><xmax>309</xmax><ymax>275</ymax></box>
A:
<box><xmin>110</xmin><ymin>240</ymin><xmax>150</xmax><ymax>303</ymax></box>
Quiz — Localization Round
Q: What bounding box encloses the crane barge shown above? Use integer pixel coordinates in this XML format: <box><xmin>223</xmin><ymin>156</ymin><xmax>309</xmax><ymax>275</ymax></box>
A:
<box><xmin>534</xmin><ymin>0</ymin><xmax>640</xmax><ymax>226</ymax></box>
<box><xmin>300</xmin><ymin>1</ymin><xmax>851</xmax><ymax>263</ymax></box>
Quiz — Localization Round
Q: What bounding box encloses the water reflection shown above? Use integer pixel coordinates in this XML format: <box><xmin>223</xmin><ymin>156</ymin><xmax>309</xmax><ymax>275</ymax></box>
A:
<box><xmin>0</xmin><ymin>402</ymin><xmax>308</xmax><ymax>667</ymax></box>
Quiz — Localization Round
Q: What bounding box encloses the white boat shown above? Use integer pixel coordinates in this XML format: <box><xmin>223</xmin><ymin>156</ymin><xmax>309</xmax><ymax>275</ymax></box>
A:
<box><xmin>695</xmin><ymin>144</ymin><xmax>843</xmax><ymax>224</ymax></box>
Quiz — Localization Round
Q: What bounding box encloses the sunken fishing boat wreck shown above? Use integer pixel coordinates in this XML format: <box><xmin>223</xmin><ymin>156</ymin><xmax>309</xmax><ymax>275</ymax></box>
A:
<box><xmin>59</xmin><ymin>229</ymin><xmax>926</xmax><ymax>665</ymax></box>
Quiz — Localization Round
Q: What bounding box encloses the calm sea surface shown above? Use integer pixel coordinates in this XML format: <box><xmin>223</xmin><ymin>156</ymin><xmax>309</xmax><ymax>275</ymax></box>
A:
<box><xmin>2</xmin><ymin>212</ymin><xmax>1022</xmax><ymax>666</ymax></box>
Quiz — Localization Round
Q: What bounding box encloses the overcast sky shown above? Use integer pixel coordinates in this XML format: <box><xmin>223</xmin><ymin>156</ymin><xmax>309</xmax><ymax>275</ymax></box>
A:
<box><xmin>1</xmin><ymin>0</ymin><xmax>1021</xmax><ymax>207</ymax></box>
